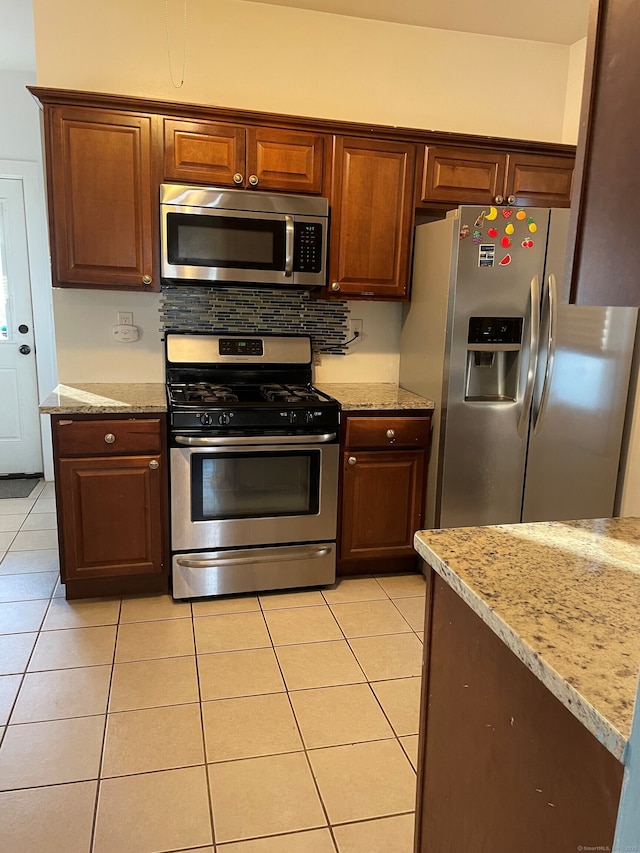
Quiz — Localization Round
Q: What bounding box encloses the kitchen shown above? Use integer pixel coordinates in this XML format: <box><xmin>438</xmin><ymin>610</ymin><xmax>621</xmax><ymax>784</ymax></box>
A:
<box><xmin>2</xmin><ymin>0</ymin><xmax>640</xmax><ymax>851</ymax></box>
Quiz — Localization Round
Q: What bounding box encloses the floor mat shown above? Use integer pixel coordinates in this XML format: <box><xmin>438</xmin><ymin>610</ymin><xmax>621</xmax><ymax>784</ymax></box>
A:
<box><xmin>0</xmin><ymin>478</ymin><xmax>40</xmax><ymax>499</ymax></box>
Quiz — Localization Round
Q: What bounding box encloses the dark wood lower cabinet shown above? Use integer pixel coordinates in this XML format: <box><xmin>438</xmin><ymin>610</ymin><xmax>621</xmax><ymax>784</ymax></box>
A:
<box><xmin>415</xmin><ymin>572</ymin><xmax>624</xmax><ymax>852</ymax></box>
<box><xmin>52</xmin><ymin>415</ymin><xmax>169</xmax><ymax>599</ymax></box>
<box><xmin>338</xmin><ymin>410</ymin><xmax>431</xmax><ymax>575</ymax></box>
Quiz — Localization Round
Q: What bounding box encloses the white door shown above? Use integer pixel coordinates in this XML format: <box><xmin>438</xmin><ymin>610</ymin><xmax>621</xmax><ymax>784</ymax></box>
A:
<box><xmin>0</xmin><ymin>177</ymin><xmax>43</xmax><ymax>475</ymax></box>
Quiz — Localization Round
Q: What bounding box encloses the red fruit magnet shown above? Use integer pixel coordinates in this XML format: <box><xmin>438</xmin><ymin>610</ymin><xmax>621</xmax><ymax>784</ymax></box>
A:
<box><xmin>499</xmin><ymin>254</ymin><xmax>512</xmax><ymax>266</ymax></box>
<box><xmin>502</xmin><ymin>209</ymin><xmax>513</xmax><ymax>218</ymax></box>
<box><xmin>501</xmin><ymin>236</ymin><xmax>511</xmax><ymax>248</ymax></box>
<box><xmin>487</xmin><ymin>227</ymin><xmax>498</xmax><ymax>238</ymax></box>
<box><xmin>521</xmin><ymin>239</ymin><xmax>534</xmax><ymax>248</ymax></box>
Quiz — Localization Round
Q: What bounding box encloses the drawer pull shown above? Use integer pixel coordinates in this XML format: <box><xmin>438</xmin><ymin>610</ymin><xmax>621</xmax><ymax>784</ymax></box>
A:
<box><xmin>149</xmin><ymin>459</ymin><xmax>159</xmax><ymax>469</ymax></box>
<box><xmin>104</xmin><ymin>433</ymin><xmax>116</xmax><ymax>444</ymax></box>
<box><xmin>386</xmin><ymin>429</ymin><xmax>395</xmax><ymax>439</ymax></box>
<box><xmin>348</xmin><ymin>456</ymin><xmax>357</xmax><ymax>466</ymax></box>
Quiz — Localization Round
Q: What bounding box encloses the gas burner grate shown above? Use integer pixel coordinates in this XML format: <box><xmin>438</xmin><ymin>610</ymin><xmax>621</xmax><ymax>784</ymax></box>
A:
<box><xmin>261</xmin><ymin>384</ymin><xmax>320</xmax><ymax>403</ymax></box>
<box><xmin>172</xmin><ymin>384</ymin><xmax>240</xmax><ymax>404</ymax></box>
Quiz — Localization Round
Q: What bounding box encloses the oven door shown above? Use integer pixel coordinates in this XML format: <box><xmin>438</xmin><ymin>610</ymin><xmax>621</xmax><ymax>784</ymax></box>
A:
<box><xmin>161</xmin><ymin>205</ymin><xmax>326</xmax><ymax>287</ymax></box>
<box><xmin>170</xmin><ymin>439</ymin><xmax>339</xmax><ymax>552</ymax></box>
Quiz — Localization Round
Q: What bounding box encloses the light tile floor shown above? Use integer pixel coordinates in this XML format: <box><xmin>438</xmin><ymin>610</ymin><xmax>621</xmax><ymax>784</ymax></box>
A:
<box><xmin>0</xmin><ymin>480</ymin><xmax>426</xmax><ymax>853</ymax></box>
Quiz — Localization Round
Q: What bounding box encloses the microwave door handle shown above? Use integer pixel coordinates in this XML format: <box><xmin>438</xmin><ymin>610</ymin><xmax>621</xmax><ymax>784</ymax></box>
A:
<box><xmin>284</xmin><ymin>215</ymin><xmax>294</xmax><ymax>277</ymax></box>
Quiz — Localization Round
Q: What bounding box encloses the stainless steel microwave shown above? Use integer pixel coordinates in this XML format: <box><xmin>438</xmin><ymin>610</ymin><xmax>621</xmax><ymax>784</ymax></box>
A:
<box><xmin>160</xmin><ymin>184</ymin><xmax>328</xmax><ymax>288</ymax></box>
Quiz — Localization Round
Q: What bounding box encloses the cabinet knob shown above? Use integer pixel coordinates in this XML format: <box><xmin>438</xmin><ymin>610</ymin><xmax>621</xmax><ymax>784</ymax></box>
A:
<box><xmin>494</xmin><ymin>195</ymin><xmax>504</xmax><ymax>205</ymax></box>
<box><xmin>386</xmin><ymin>429</ymin><xmax>395</xmax><ymax>439</ymax></box>
<box><xmin>149</xmin><ymin>459</ymin><xmax>159</xmax><ymax>469</ymax></box>
<box><xmin>233</xmin><ymin>173</ymin><xmax>243</xmax><ymax>184</ymax></box>
<box><xmin>104</xmin><ymin>433</ymin><xmax>116</xmax><ymax>444</ymax></box>
<box><xmin>142</xmin><ymin>274</ymin><xmax>152</xmax><ymax>285</ymax></box>
<box><xmin>331</xmin><ymin>282</ymin><xmax>341</xmax><ymax>292</ymax></box>
<box><xmin>507</xmin><ymin>195</ymin><xmax>516</xmax><ymax>205</ymax></box>
<box><xmin>348</xmin><ymin>456</ymin><xmax>357</xmax><ymax>466</ymax></box>
<box><xmin>248</xmin><ymin>174</ymin><xmax>259</xmax><ymax>186</ymax></box>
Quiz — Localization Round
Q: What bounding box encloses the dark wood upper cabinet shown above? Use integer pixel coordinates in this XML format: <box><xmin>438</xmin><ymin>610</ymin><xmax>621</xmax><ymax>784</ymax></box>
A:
<box><xmin>164</xmin><ymin>118</ymin><xmax>327</xmax><ymax>194</ymax></box>
<box><xmin>46</xmin><ymin>106</ymin><xmax>158</xmax><ymax>290</ymax></box>
<box><xmin>506</xmin><ymin>152</ymin><xmax>575</xmax><ymax>208</ymax></box>
<box><xmin>330</xmin><ymin>137</ymin><xmax>416</xmax><ymax>300</ymax></box>
<box><xmin>567</xmin><ymin>0</ymin><xmax>640</xmax><ymax>306</ymax></box>
<box><xmin>419</xmin><ymin>146</ymin><xmax>508</xmax><ymax>206</ymax></box>
<box><xmin>163</xmin><ymin>118</ymin><xmax>245</xmax><ymax>186</ymax></box>
<box><xmin>419</xmin><ymin>145</ymin><xmax>574</xmax><ymax>208</ymax></box>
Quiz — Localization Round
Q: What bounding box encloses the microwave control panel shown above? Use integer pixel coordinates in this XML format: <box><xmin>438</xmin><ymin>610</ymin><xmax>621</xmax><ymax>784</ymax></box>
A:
<box><xmin>294</xmin><ymin>223</ymin><xmax>323</xmax><ymax>273</ymax></box>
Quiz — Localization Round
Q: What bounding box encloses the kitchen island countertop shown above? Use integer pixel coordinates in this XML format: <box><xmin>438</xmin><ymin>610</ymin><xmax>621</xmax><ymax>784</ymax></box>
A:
<box><xmin>414</xmin><ymin>517</ymin><xmax>640</xmax><ymax>761</ymax></box>
<box><xmin>39</xmin><ymin>383</ymin><xmax>167</xmax><ymax>414</ymax></box>
<box><xmin>316</xmin><ymin>382</ymin><xmax>434</xmax><ymax>411</ymax></box>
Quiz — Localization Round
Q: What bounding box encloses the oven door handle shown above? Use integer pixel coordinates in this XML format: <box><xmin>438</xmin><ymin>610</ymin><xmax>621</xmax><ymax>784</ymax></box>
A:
<box><xmin>174</xmin><ymin>433</ymin><xmax>337</xmax><ymax>446</ymax></box>
<box><xmin>176</xmin><ymin>546</ymin><xmax>332</xmax><ymax>569</ymax></box>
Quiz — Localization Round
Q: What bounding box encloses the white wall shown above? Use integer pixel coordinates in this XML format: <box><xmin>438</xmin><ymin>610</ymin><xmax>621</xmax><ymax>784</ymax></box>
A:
<box><xmin>33</xmin><ymin>0</ymin><xmax>571</xmax><ymax>141</ymax></box>
<box><xmin>562</xmin><ymin>37</ymin><xmax>587</xmax><ymax>144</ymax></box>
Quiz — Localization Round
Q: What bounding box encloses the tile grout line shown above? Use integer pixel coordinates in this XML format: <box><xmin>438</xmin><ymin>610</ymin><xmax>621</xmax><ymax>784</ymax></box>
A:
<box><xmin>190</xmin><ymin>599</ymin><xmax>218</xmax><ymax>851</ymax></box>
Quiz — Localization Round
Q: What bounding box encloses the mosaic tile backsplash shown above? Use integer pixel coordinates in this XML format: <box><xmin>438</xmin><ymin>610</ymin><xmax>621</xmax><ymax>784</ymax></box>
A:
<box><xmin>160</xmin><ymin>284</ymin><xmax>351</xmax><ymax>354</ymax></box>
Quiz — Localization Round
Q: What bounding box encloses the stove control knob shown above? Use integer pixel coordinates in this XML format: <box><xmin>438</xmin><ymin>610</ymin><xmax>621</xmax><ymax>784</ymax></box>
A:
<box><xmin>218</xmin><ymin>412</ymin><xmax>231</xmax><ymax>426</ymax></box>
<box><xmin>199</xmin><ymin>413</ymin><xmax>214</xmax><ymax>426</ymax></box>
<box><xmin>305</xmin><ymin>411</ymin><xmax>315</xmax><ymax>424</ymax></box>
<box><xmin>289</xmin><ymin>411</ymin><xmax>300</xmax><ymax>425</ymax></box>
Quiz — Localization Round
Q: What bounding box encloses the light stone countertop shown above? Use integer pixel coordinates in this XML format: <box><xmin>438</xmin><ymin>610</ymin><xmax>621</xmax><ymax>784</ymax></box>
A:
<box><xmin>414</xmin><ymin>518</ymin><xmax>640</xmax><ymax>762</ymax></box>
<box><xmin>39</xmin><ymin>383</ymin><xmax>167</xmax><ymax>414</ymax></box>
<box><xmin>316</xmin><ymin>382</ymin><xmax>434</xmax><ymax>411</ymax></box>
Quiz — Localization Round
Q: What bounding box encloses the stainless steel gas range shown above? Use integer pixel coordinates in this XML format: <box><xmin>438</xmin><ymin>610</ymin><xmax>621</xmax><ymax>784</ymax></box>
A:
<box><xmin>165</xmin><ymin>332</ymin><xmax>340</xmax><ymax>599</ymax></box>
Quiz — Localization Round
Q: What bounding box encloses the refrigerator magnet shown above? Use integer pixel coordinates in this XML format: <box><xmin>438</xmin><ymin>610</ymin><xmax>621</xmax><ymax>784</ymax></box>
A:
<box><xmin>499</xmin><ymin>253</ymin><xmax>512</xmax><ymax>266</ymax></box>
<box><xmin>478</xmin><ymin>244</ymin><xmax>496</xmax><ymax>267</ymax></box>
<box><xmin>474</xmin><ymin>211</ymin><xmax>486</xmax><ymax>228</ymax></box>
<box><xmin>460</xmin><ymin>224</ymin><xmax>470</xmax><ymax>239</ymax></box>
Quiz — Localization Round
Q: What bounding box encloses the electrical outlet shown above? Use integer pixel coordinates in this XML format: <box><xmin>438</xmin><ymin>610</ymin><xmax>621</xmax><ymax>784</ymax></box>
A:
<box><xmin>118</xmin><ymin>311</ymin><xmax>133</xmax><ymax>326</ymax></box>
<box><xmin>348</xmin><ymin>318</ymin><xmax>363</xmax><ymax>343</ymax></box>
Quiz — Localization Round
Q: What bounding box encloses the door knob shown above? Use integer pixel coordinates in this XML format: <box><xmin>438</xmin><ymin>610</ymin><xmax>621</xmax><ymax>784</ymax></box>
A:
<box><xmin>18</xmin><ymin>345</ymin><xmax>31</xmax><ymax>355</ymax></box>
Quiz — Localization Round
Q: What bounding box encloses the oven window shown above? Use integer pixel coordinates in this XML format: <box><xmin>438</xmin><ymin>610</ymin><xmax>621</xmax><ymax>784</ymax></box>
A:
<box><xmin>191</xmin><ymin>450</ymin><xmax>320</xmax><ymax>521</ymax></box>
<box><xmin>167</xmin><ymin>213</ymin><xmax>285</xmax><ymax>270</ymax></box>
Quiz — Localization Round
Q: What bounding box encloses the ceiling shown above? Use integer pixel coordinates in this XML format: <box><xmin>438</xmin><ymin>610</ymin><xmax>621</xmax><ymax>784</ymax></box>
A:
<box><xmin>0</xmin><ymin>0</ymin><xmax>590</xmax><ymax>74</ymax></box>
<box><xmin>241</xmin><ymin>0</ymin><xmax>591</xmax><ymax>45</ymax></box>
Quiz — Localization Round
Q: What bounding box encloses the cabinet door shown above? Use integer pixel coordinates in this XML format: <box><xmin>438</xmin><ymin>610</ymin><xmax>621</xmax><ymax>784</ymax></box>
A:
<box><xmin>47</xmin><ymin>107</ymin><xmax>156</xmax><ymax>289</ymax></box>
<box><xmin>340</xmin><ymin>449</ymin><xmax>425</xmax><ymax>560</ymax></box>
<box><xmin>419</xmin><ymin>146</ymin><xmax>507</xmax><ymax>205</ymax></box>
<box><xmin>57</xmin><ymin>455</ymin><xmax>164</xmax><ymax>581</ymax></box>
<box><xmin>330</xmin><ymin>137</ymin><xmax>416</xmax><ymax>300</ymax></box>
<box><xmin>163</xmin><ymin>118</ymin><xmax>245</xmax><ymax>186</ymax></box>
<box><xmin>247</xmin><ymin>127</ymin><xmax>326</xmax><ymax>194</ymax></box>
<box><xmin>506</xmin><ymin>153</ymin><xmax>574</xmax><ymax>208</ymax></box>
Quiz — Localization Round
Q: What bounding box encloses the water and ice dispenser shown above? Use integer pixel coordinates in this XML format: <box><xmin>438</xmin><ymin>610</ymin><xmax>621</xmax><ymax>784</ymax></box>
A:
<box><xmin>465</xmin><ymin>317</ymin><xmax>523</xmax><ymax>402</ymax></box>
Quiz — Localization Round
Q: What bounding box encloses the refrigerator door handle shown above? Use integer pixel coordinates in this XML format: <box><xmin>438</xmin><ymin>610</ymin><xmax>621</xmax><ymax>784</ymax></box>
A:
<box><xmin>533</xmin><ymin>273</ymin><xmax>558</xmax><ymax>436</ymax></box>
<box><xmin>517</xmin><ymin>275</ymin><xmax>541</xmax><ymax>437</ymax></box>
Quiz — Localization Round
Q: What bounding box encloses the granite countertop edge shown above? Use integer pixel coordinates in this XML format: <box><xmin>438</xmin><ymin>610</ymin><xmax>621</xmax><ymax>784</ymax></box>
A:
<box><xmin>414</xmin><ymin>531</ymin><xmax>628</xmax><ymax>763</ymax></box>
<box><xmin>316</xmin><ymin>382</ymin><xmax>434</xmax><ymax>411</ymax></box>
<box><xmin>39</xmin><ymin>383</ymin><xmax>167</xmax><ymax>414</ymax></box>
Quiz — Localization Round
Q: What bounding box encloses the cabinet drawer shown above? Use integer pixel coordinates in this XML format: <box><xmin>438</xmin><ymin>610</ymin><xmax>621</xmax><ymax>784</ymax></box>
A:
<box><xmin>345</xmin><ymin>417</ymin><xmax>431</xmax><ymax>449</ymax></box>
<box><xmin>55</xmin><ymin>418</ymin><xmax>162</xmax><ymax>456</ymax></box>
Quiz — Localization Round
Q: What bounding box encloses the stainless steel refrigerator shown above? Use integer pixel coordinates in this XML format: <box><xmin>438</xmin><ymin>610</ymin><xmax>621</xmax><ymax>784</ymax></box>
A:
<box><xmin>399</xmin><ymin>205</ymin><xmax>638</xmax><ymax>529</ymax></box>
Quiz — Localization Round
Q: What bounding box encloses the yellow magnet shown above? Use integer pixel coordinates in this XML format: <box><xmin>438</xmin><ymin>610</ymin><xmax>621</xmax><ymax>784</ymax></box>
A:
<box><xmin>516</xmin><ymin>210</ymin><xmax>527</xmax><ymax>220</ymax></box>
<box><xmin>505</xmin><ymin>223</ymin><xmax>515</xmax><ymax>235</ymax></box>
<box><xmin>529</xmin><ymin>222</ymin><xmax>538</xmax><ymax>233</ymax></box>
<box><xmin>486</xmin><ymin>206</ymin><xmax>498</xmax><ymax>221</ymax></box>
